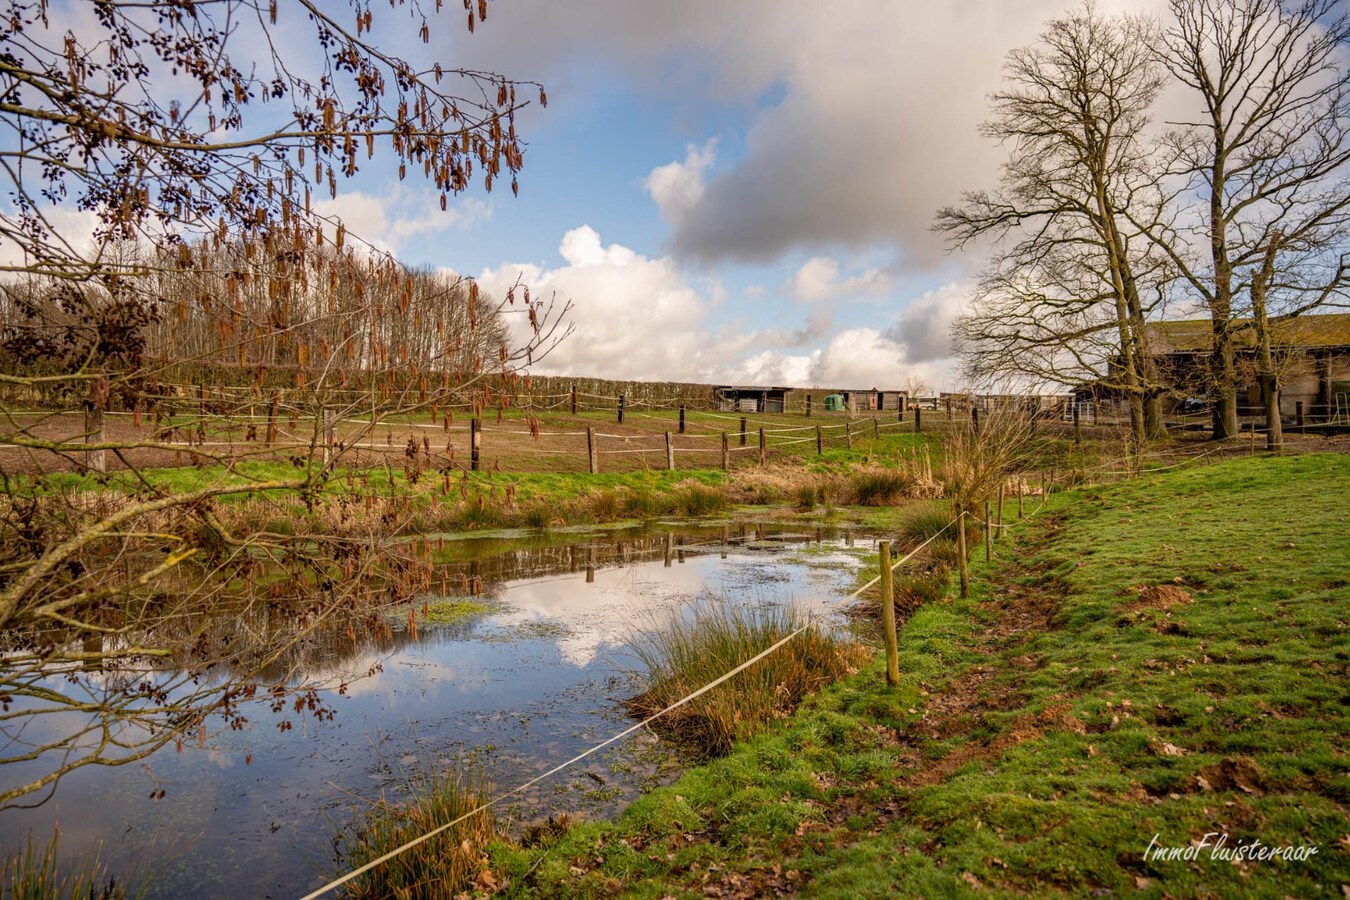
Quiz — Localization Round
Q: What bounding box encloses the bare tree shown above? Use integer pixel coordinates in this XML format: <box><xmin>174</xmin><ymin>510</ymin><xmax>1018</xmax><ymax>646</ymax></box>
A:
<box><xmin>938</xmin><ymin>4</ymin><xmax>1172</xmax><ymax>448</ymax></box>
<box><xmin>1147</xmin><ymin>0</ymin><xmax>1350</xmax><ymax>440</ymax></box>
<box><xmin>0</xmin><ymin>1</ymin><xmax>566</xmax><ymax>806</ymax></box>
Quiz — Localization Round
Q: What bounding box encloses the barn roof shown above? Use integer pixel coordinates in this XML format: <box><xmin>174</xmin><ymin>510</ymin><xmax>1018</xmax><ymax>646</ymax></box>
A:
<box><xmin>714</xmin><ymin>385</ymin><xmax>794</xmax><ymax>392</ymax></box>
<box><xmin>1148</xmin><ymin>312</ymin><xmax>1350</xmax><ymax>353</ymax></box>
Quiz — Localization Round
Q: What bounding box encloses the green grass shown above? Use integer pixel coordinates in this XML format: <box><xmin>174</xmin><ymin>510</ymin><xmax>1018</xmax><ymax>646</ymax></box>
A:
<box><xmin>480</xmin><ymin>452</ymin><xmax>1349</xmax><ymax>898</ymax></box>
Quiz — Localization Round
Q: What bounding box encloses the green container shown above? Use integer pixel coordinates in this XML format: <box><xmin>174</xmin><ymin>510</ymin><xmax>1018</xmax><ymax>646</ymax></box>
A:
<box><xmin>824</xmin><ymin>394</ymin><xmax>845</xmax><ymax>411</ymax></box>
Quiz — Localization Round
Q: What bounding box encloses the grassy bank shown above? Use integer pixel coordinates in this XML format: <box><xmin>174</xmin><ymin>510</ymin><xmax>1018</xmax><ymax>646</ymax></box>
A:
<box><xmin>477</xmin><ymin>452</ymin><xmax>1348</xmax><ymax>897</ymax></box>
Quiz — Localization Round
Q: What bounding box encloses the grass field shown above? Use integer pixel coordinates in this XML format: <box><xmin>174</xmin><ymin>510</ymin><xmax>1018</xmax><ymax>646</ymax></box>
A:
<box><xmin>2</xmin><ymin>402</ymin><xmax>1164</xmax><ymax>477</ymax></box>
<box><xmin>476</xmin><ymin>452</ymin><xmax>1350</xmax><ymax>897</ymax></box>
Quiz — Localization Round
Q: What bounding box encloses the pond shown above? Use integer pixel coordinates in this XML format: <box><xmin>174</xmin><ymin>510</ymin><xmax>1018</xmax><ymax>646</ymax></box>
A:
<box><xmin>0</xmin><ymin>521</ymin><xmax>874</xmax><ymax>898</ymax></box>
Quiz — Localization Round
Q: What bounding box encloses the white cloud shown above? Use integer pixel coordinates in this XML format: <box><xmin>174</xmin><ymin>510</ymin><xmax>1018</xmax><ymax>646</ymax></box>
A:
<box><xmin>645</xmin><ymin>140</ymin><xmax>718</xmax><ymax>223</ymax></box>
<box><xmin>0</xmin><ymin>206</ymin><xmax>103</xmax><ymax>272</ymax></box>
<box><xmin>790</xmin><ymin>256</ymin><xmax>890</xmax><ymax>303</ymax></box>
<box><xmin>312</xmin><ymin>189</ymin><xmax>491</xmax><ymax>256</ymax></box>
<box><xmin>477</xmin><ymin>226</ymin><xmax>714</xmax><ymax>381</ymax></box>
<box><xmin>477</xmin><ymin>226</ymin><xmax>963</xmax><ymax>390</ymax></box>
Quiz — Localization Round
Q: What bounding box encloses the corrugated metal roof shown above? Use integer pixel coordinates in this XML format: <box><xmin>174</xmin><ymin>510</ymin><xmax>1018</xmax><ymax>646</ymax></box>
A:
<box><xmin>1149</xmin><ymin>312</ymin><xmax>1350</xmax><ymax>352</ymax></box>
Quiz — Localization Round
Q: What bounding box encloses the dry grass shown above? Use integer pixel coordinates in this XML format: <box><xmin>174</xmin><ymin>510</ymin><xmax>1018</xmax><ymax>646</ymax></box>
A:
<box><xmin>938</xmin><ymin>411</ymin><xmax>1037</xmax><ymax>519</ymax></box>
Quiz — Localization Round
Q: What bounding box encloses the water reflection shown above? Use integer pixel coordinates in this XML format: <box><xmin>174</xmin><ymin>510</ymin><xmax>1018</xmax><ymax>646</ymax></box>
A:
<box><xmin>0</xmin><ymin>522</ymin><xmax>869</xmax><ymax>899</ymax></box>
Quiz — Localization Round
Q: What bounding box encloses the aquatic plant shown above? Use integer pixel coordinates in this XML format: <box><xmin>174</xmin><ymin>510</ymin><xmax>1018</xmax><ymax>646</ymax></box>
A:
<box><xmin>336</xmin><ymin>768</ymin><xmax>496</xmax><ymax>900</ymax></box>
<box><xmin>625</xmin><ymin>601</ymin><xmax>865</xmax><ymax>756</ymax></box>
<box><xmin>0</xmin><ymin>828</ymin><xmax>139</xmax><ymax>900</ymax></box>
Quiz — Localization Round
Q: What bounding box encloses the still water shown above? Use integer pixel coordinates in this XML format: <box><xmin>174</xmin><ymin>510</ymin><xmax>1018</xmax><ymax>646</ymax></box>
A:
<box><xmin>0</xmin><ymin>522</ymin><xmax>871</xmax><ymax>898</ymax></box>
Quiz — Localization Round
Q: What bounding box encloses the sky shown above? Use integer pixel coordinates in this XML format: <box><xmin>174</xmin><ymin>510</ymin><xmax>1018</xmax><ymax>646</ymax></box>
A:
<box><xmin>14</xmin><ymin>0</ymin><xmax>1168</xmax><ymax>393</ymax></box>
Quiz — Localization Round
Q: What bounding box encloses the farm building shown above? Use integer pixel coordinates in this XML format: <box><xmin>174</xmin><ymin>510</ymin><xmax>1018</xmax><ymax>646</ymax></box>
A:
<box><xmin>714</xmin><ymin>385</ymin><xmax>793</xmax><ymax>413</ymax></box>
<box><xmin>1147</xmin><ymin>313</ymin><xmax>1350</xmax><ymax>421</ymax></box>
<box><xmin>831</xmin><ymin>388</ymin><xmax>908</xmax><ymax>412</ymax></box>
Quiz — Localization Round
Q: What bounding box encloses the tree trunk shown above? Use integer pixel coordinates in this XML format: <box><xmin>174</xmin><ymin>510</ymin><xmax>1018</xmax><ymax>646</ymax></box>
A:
<box><xmin>1260</xmin><ymin>373</ymin><xmax>1282</xmax><ymax>451</ymax></box>
<box><xmin>1252</xmin><ymin>237</ymin><xmax>1282</xmax><ymax>452</ymax></box>
<box><xmin>1144</xmin><ymin>394</ymin><xmax>1166</xmax><ymax>440</ymax></box>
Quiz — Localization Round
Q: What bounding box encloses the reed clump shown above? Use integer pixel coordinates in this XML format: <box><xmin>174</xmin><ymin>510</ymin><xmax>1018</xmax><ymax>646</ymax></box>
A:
<box><xmin>625</xmin><ymin>602</ymin><xmax>865</xmax><ymax>756</ymax></box>
<box><xmin>0</xmin><ymin>828</ymin><xmax>138</xmax><ymax>900</ymax></box>
<box><xmin>336</xmin><ymin>768</ymin><xmax>495</xmax><ymax>900</ymax></box>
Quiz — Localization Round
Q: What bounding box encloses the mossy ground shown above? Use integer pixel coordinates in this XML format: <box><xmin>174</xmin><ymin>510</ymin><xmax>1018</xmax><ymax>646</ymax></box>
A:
<box><xmin>480</xmin><ymin>452</ymin><xmax>1349</xmax><ymax>898</ymax></box>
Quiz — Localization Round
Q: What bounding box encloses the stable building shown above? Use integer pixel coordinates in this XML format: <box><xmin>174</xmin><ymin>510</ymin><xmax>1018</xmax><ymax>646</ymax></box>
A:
<box><xmin>714</xmin><ymin>385</ymin><xmax>793</xmax><ymax>413</ymax></box>
<box><xmin>1147</xmin><ymin>313</ymin><xmax>1350</xmax><ymax>421</ymax></box>
<box><xmin>833</xmin><ymin>389</ymin><xmax>908</xmax><ymax>412</ymax></box>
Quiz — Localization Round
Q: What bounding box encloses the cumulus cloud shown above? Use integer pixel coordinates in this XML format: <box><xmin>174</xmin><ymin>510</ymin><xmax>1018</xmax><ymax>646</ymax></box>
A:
<box><xmin>476</xmin><ymin>225</ymin><xmax>965</xmax><ymax>390</ymax></box>
<box><xmin>886</xmin><ymin>282</ymin><xmax>970</xmax><ymax>364</ymax></box>
<box><xmin>476</xmin><ymin>225</ymin><xmax>715</xmax><ymax>381</ymax></box>
<box><xmin>789</xmin><ymin>256</ymin><xmax>890</xmax><ymax>303</ymax></box>
<box><xmin>477</xmin><ymin>225</ymin><xmax>937</xmax><ymax>385</ymax></box>
<box><xmin>645</xmin><ymin>139</ymin><xmax>717</xmax><ymax>222</ymax></box>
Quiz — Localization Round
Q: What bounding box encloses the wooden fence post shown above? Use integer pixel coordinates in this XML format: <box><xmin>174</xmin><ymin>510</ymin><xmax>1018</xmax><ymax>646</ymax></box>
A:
<box><xmin>617</xmin><ymin>394</ymin><xmax>625</xmax><ymax>424</ymax></box>
<box><xmin>587</xmin><ymin>427</ymin><xmax>598</xmax><ymax>474</ymax></box>
<box><xmin>758</xmin><ymin>427</ymin><xmax>766</xmax><ymax>467</ymax></box>
<box><xmin>84</xmin><ymin>401</ymin><xmax>106</xmax><ymax>474</ymax></box>
<box><xmin>996</xmin><ymin>483</ymin><xmax>1004</xmax><ymax>541</ymax></box>
<box><xmin>267</xmin><ymin>392</ymin><xmax>279</xmax><ymax>446</ymax></box>
<box><xmin>879</xmin><ymin>540</ymin><xmax>900</xmax><ymax>688</ymax></box>
<box><xmin>470</xmin><ymin>418</ymin><xmax>481</xmax><ymax>471</ymax></box>
<box><xmin>740</xmin><ymin>416</ymin><xmax>748</xmax><ymax>446</ymax></box>
<box><xmin>957</xmin><ymin>511</ymin><xmax>969</xmax><ymax>598</ymax></box>
<box><xmin>845</xmin><ymin>422</ymin><xmax>853</xmax><ymax>449</ymax></box>
<box><xmin>872</xmin><ymin>417</ymin><xmax>879</xmax><ymax>441</ymax></box>
<box><xmin>1018</xmin><ymin>481</ymin><xmax>1024</xmax><ymax>518</ymax></box>
<box><xmin>984</xmin><ymin>500</ymin><xmax>992</xmax><ymax>562</ymax></box>
<box><xmin>1296</xmin><ymin>400</ymin><xmax>1304</xmax><ymax>428</ymax></box>
<box><xmin>816</xmin><ymin>424</ymin><xmax>823</xmax><ymax>455</ymax></box>
<box><xmin>322</xmin><ymin>408</ymin><xmax>335</xmax><ymax>466</ymax></box>
<box><xmin>915</xmin><ymin>406</ymin><xmax>922</xmax><ymax>433</ymax></box>
<box><xmin>571</xmin><ymin>385</ymin><xmax>578</xmax><ymax>415</ymax></box>
<box><xmin>1074</xmin><ymin>403</ymin><xmax>1082</xmax><ymax>444</ymax></box>
<box><xmin>805</xmin><ymin>394</ymin><xmax>812</xmax><ymax>417</ymax></box>
<box><xmin>665</xmin><ymin>431</ymin><xmax>675</xmax><ymax>470</ymax></box>
<box><xmin>972</xmin><ymin>405</ymin><xmax>980</xmax><ymax>433</ymax></box>
<box><xmin>679</xmin><ymin>404</ymin><xmax>686</xmax><ymax>434</ymax></box>
<box><xmin>721</xmin><ymin>432</ymin><xmax>729</xmax><ymax>470</ymax></box>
